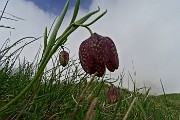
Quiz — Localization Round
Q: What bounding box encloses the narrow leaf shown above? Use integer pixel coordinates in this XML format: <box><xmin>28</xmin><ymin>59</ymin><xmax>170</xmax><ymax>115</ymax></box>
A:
<box><xmin>136</xmin><ymin>99</ymin><xmax>147</xmax><ymax>118</ymax></box>
<box><xmin>70</xmin><ymin>0</ymin><xmax>80</xmax><ymax>24</ymax></box>
<box><xmin>41</xmin><ymin>0</ymin><xmax>70</xmax><ymax>66</ymax></box>
<box><xmin>43</xmin><ymin>27</ymin><xmax>47</xmax><ymax>52</ymax></box>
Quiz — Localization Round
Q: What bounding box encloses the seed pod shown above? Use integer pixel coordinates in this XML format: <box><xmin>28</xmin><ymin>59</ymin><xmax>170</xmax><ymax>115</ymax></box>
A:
<box><xmin>79</xmin><ymin>33</ymin><xmax>119</xmax><ymax>77</ymax></box>
<box><xmin>59</xmin><ymin>50</ymin><xmax>69</xmax><ymax>67</ymax></box>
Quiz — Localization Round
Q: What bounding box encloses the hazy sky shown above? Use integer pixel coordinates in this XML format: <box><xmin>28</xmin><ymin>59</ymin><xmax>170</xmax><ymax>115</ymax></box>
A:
<box><xmin>1</xmin><ymin>0</ymin><xmax>180</xmax><ymax>94</ymax></box>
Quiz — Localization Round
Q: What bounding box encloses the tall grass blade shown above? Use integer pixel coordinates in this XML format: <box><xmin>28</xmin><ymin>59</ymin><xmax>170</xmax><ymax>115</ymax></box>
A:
<box><xmin>0</xmin><ymin>0</ymin><xmax>10</xmax><ymax>21</ymax></box>
<box><xmin>43</xmin><ymin>27</ymin><xmax>48</xmax><ymax>54</ymax></box>
<box><xmin>123</xmin><ymin>97</ymin><xmax>137</xmax><ymax>120</ymax></box>
<box><xmin>136</xmin><ymin>99</ymin><xmax>147</xmax><ymax>118</ymax></box>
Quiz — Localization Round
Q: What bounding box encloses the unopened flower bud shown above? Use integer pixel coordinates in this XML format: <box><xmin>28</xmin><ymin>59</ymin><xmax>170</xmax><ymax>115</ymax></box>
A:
<box><xmin>59</xmin><ymin>50</ymin><xmax>69</xmax><ymax>67</ymax></box>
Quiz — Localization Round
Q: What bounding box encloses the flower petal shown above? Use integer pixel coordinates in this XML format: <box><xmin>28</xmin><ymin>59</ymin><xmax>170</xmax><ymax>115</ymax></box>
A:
<box><xmin>100</xmin><ymin>37</ymin><xmax>119</xmax><ymax>72</ymax></box>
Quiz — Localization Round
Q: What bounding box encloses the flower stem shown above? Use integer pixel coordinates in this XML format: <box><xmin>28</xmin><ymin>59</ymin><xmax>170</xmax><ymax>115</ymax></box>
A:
<box><xmin>85</xmin><ymin>26</ymin><xmax>93</xmax><ymax>35</ymax></box>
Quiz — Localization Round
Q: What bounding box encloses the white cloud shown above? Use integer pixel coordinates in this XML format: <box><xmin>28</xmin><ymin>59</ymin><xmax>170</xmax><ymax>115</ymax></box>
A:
<box><xmin>87</xmin><ymin>0</ymin><xmax>180</xmax><ymax>94</ymax></box>
<box><xmin>1</xmin><ymin>0</ymin><xmax>180</xmax><ymax>94</ymax></box>
<box><xmin>0</xmin><ymin>0</ymin><xmax>56</xmax><ymax>61</ymax></box>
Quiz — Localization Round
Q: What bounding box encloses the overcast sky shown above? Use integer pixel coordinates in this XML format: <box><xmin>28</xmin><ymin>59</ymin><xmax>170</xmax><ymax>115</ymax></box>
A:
<box><xmin>1</xmin><ymin>0</ymin><xmax>180</xmax><ymax>94</ymax></box>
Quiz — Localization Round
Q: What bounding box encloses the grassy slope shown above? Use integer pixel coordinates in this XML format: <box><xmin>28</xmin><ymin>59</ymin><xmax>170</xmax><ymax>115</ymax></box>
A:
<box><xmin>156</xmin><ymin>93</ymin><xmax>180</xmax><ymax>112</ymax></box>
<box><xmin>0</xmin><ymin>46</ymin><xmax>179</xmax><ymax>119</ymax></box>
<box><xmin>0</xmin><ymin>58</ymin><xmax>179</xmax><ymax>119</ymax></box>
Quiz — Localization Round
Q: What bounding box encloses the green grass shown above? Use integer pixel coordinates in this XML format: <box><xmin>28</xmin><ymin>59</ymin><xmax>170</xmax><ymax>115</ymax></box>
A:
<box><xmin>0</xmin><ymin>56</ymin><xmax>179</xmax><ymax>119</ymax></box>
<box><xmin>156</xmin><ymin>93</ymin><xmax>180</xmax><ymax>116</ymax></box>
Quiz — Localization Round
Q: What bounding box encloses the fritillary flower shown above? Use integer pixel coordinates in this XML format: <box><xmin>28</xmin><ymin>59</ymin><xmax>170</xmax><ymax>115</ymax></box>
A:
<box><xmin>106</xmin><ymin>87</ymin><xmax>120</xmax><ymax>104</ymax></box>
<box><xmin>79</xmin><ymin>33</ymin><xmax>119</xmax><ymax>77</ymax></box>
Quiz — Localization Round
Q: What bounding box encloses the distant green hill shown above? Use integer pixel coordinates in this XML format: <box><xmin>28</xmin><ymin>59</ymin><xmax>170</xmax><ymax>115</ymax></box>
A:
<box><xmin>156</xmin><ymin>93</ymin><xmax>180</xmax><ymax>112</ymax></box>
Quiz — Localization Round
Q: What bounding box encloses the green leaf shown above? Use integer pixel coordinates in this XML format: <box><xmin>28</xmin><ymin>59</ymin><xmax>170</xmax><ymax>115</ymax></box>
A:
<box><xmin>136</xmin><ymin>99</ymin><xmax>147</xmax><ymax>118</ymax></box>
<box><xmin>70</xmin><ymin>0</ymin><xmax>80</xmax><ymax>24</ymax></box>
<box><xmin>43</xmin><ymin>27</ymin><xmax>47</xmax><ymax>52</ymax></box>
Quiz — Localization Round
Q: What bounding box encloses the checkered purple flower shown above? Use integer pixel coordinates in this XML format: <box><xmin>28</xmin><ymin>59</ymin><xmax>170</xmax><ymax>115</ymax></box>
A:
<box><xmin>106</xmin><ymin>87</ymin><xmax>120</xmax><ymax>104</ymax></box>
<box><xmin>79</xmin><ymin>33</ymin><xmax>119</xmax><ymax>77</ymax></box>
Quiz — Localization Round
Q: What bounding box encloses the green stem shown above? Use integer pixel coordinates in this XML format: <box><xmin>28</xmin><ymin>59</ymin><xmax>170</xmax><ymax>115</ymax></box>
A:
<box><xmin>73</xmin><ymin>23</ymin><xmax>93</xmax><ymax>35</ymax></box>
<box><xmin>85</xmin><ymin>26</ymin><xmax>93</xmax><ymax>35</ymax></box>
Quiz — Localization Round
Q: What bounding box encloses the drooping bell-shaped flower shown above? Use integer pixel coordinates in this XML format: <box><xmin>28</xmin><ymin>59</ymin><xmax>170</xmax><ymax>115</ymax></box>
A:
<box><xmin>79</xmin><ymin>33</ymin><xmax>119</xmax><ymax>77</ymax></box>
<box><xmin>106</xmin><ymin>87</ymin><xmax>120</xmax><ymax>104</ymax></box>
<box><xmin>59</xmin><ymin>50</ymin><xmax>69</xmax><ymax>67</ymax></box>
